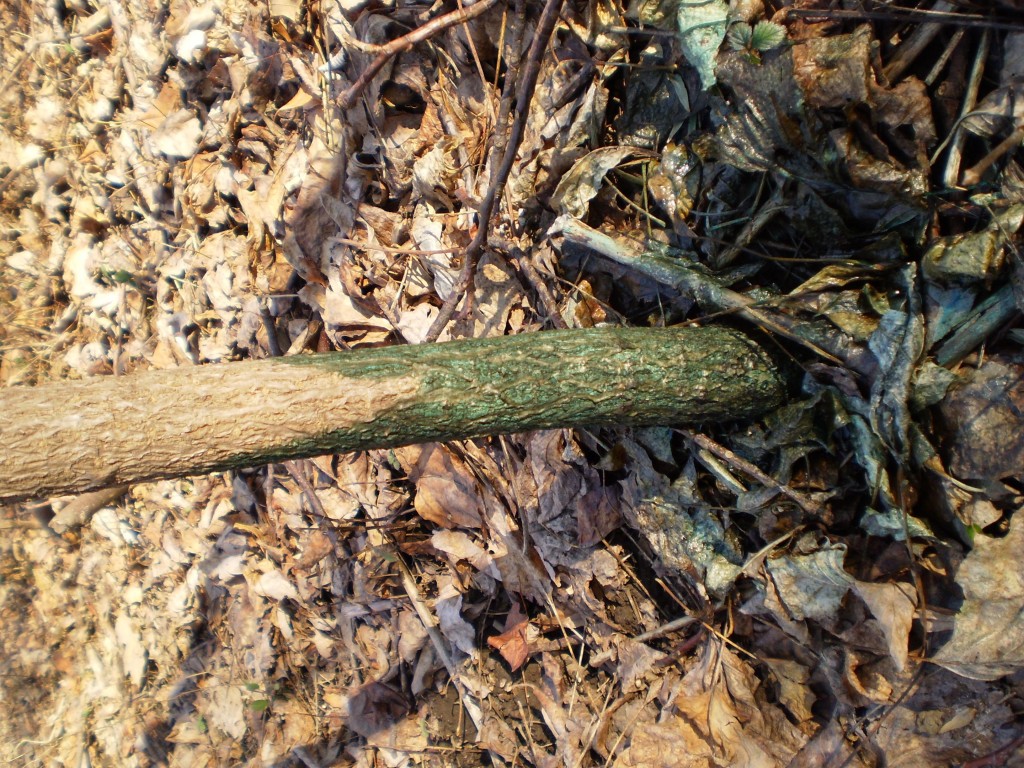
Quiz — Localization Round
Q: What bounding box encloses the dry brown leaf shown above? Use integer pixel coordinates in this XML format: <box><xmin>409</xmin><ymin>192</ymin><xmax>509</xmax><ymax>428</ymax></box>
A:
<box><xmin>851</xmin><ymin>579</ymin><xmax>916</xmax><ymax>672</ymax></box>
<box><xmin>395</xmin><ymin>443</ymin><xmax>484</xmax><ymax>529</ymax></box>
<box><xmin>576</xmin><ymin>484</ymin><xmax>623</xmax><ymax>546</ymax></box>
<box><xmin>487</xmin><ymin>602</ymin><xmax>531</xmax><ymax>671</ymax></box>
<box><xmin>431</xmin><ymin>529</ymin><xmax>495</xmax><ymax>574</ymax></box>
<box><xmin>614</xmin><ymin>706</ymin><xmax>713</xmax><ymax>767</ymax></box>
<box><xmin>551</xmin><ymin>145</ymin><xmax>656</xmax><ymax>219</ymax></box>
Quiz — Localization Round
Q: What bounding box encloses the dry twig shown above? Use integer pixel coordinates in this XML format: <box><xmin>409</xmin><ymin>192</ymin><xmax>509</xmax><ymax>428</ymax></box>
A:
<box><xmin>678</xmin><ymin>429</ymin><xmax>827</xmax><ymax>517</ymax></box>
<box><xmin>424</xmin><ymin>0</ymin><xmax>565</xmax><ymax>343</ymax></box>
<box><xmin>339</xmin><ymin>0</ymin><xmax>502</xmax><ymax>109</ymax></box>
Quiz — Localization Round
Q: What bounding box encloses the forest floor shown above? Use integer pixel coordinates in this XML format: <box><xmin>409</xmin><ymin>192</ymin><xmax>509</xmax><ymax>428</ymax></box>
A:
<box><xmin>2</xmin><ymin>0</ymin><xmax>1023</xmax><ymax>766</ymax></box>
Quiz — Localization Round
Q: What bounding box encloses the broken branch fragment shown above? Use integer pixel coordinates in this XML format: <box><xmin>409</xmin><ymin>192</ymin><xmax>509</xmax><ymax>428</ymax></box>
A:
<box><xmin>0</xmin><ymin>326</ymin><xmax>786</xmax><ymax>503</ymax></box>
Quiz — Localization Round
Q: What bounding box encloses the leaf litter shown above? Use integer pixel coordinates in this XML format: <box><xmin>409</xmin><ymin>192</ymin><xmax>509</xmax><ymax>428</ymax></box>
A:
<box><xmin>1</xmin><ymin>0</ymin><xmax>1024</xmax><ymax>766</ymax></box>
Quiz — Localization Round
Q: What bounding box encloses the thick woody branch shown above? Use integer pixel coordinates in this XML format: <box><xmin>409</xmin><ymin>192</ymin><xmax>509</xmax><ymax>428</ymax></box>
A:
<box><xmin>0</xmin><ymin>326</ymin><xmax>786</xmax><ymax>503</ymax></box>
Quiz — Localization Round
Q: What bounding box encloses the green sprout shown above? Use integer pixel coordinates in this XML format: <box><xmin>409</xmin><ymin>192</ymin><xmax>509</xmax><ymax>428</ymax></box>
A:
<box><xmin>727</xmin><ymin>20</ymin><xmax>787</xmax><ymax>63</ymax></box>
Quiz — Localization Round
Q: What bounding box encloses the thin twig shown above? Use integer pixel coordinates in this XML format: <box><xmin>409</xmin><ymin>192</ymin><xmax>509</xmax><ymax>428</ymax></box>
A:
<box><xmin>711</xmin><ymin>184</ymin><xmax>786</xmax><ymax>269</ymax></box>
<box><xmin>785</xmin><ymin>6</ymin><xmax>1023</xmax><ymax>32</ymax></box>
<box><xmin>510</xmin><ymin>243</ymin><xmax>568</xmax><ymax>329</ymax></box>
<box><xmin>678</xmin><ymin>429</ymin><xmax>827</xmax><ymax>517</ymax></box>
<box><xmin>339</xmin><ymin>0</ymin><xmax>502</xmax><ymax>110</ymax></box>
<box><xmin>423</xmin><ymin>0</ymin><xmax>565</xmax><ymax>343</ymax></box>
<box><xmin>333</xmin><ymin>236</ymin><xmax>460</xmax><ymax>256</ymax></box>
<box><xmin>961</xmin><ymin>734</ymin><xmax>1024</xmax><ymax>768</ymax></box>
<box><xmin>943</xmin><ymin>30</ymin><xmax>990</xmax><ymax>188</ymax></box>
<box><xmin>488</xmin><ymin>0</ymin><xmax>528</xmax><ymax>185</ymax></box>
<box><xmin>283</xmin><ymin>461</ymin><xmax>328</xmax><ymax>522</ymax></box>
<box><xmin>588</xmin><ymin>615</ymin><xmax>699</xmax><ymax>667</ymax></box>
<box><xmin>395</xmin><ymin>555</ymin><xmax>484</xmax><ymax>733</ymax></box>
<box><xmin>883</xmin><ymin>0</ymin><xmax>955</xmax><ymax>83</ymax></box>
<box><xmin>961</xmin><ymin>124</ymin><xmax>1024</xmax><ymax>187</ymax></box>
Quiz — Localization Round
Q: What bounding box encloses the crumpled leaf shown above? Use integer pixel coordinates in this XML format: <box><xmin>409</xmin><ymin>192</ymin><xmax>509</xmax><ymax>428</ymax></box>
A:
<box><xmin>616</xmin><ymin>437</ymin><xmax>743</xmax><ymax>596</ymax></box>
<box><xmin>764</xmin><ymin>658</ymin><xmax>815</xmax><ymax>724</ymax></box>
<box><xmin>766</xmin><ymin>539</ymin><xmax>916</xmax><ymax>670</ymax></box>
<box><xmin>114</xmin><ymin>613</ymin><xmax>148</xmax><ymax>690</ymax></box>
<box><xmin>551</xmin><ymin>146</ymin><xmax>655</xmax><ymax>218</ymax></box>
<box><xmin>615</xmin><ymin>713</ymin><xmax>712</xmax><ymax>767</ymax></box>
<box><xmin>409</xmin><ymin>204</ymin><xmax>458</xmax><ymax>301</ymax></box>
<box><xmin>792</xmin><ymin>26</ymin><xmax>873</xmax><ymax>109</ymax></box>
<box><xmin>713</xmin><ymin>26</ymin><xmax>932</xmax><ymax>238</ymax></box>
<box><xmin>671</xmin><ymin>645</ymin><xmax>807</xmax><ymax>766</ymax></box>
<box><xmin>768</xmin><ymin>543</ymin><xmax>853</xmax><ymax>623</ymax></box>
<box><xmin>925</xmin><ymin>204</ymin><xmax>1019</xmax><ymax>288</ymax></box>
<box><xmin>396</xmin><ymin>301</ymin><xmax>440</xmax><ymax>344</ymax></box>
<box><xmin>199</xmin><ymin>530</ymin><xmax>249</xmax><ymax>582</ymax></box>
<box><xmin>465</xmin><ymin>252</ymin><xmax>522</xmax><ymax>338</ymax></box>
<box><xmin>249</xmin><ymin>566</ymin><xmax>300</xmax><ymax>602</ymax></box>
<box><xmin>431</xmin><ymin>529</ymin><xmax>497</xmax><ymax>577</ymax></box>
<box><xmin>492</xmin><ymin>533</ymin><xmax>554</xmax><ymax>603</ymax></box>
<box><xmin>931</xmin><ymin>513</ymin><xmax>1024</xmax><ymax>680</ymax></box>
<box><xmin>961</xmin><ymin>80</ymin><xmax>1024</xmax><ymax>139</ymax></box>
<box><xmin>206</xmin><ymin>683</ymin><xmax>247</xmax><ymax>740</ymax></box>
<box><xmin>435</xmin><ymin>578</ymin><xmax>477</xmax><ymax>656</ymax></box>
<box><xmin>852</xmin><ymin>579</ymin><xmax>916</xmax><ymax>672</ymax></box>
<box><xmin>149</xmin><ymin>109</ymin><xmax>203</xmax><ymax>159</ymax></box>
<box><xmin>868</xmin><ymin>265</ymin><xmax>924</xmax><ymax>461</ymax></box>
<box><xmin>646</xmin><ymin>142</ymin><xmax>699</xmax><ymax>233</ymax></box>
<box><xmin>922</xmin><ymin>215</ymin><xmax>1016</xmax><ymax>287</ymax></box>
<box><xmin>345</xmin><ymin>681</ymin><xmax>410</xmax><ymax>738</ymax></box>
<box><xmin>712</xmin><ymin>47</ymin><xmax>807</xmax><ymax>175</ymax></box>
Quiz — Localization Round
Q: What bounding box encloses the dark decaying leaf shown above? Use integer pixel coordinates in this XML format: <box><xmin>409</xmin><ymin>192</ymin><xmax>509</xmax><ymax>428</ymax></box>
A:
<box><xmin>712</xmin><ymin>25</ymin><xmax>934</xmax><ymax>241</ymax></box>
<box><xmin>867</xmin><ymin>265</ymin><xmax>925</xmax><ymax>461</ymax></box>
<box><xmin>938</xmin><ymin>355</ymin><xmax>1024</xmax><ymax>486</ymax></box>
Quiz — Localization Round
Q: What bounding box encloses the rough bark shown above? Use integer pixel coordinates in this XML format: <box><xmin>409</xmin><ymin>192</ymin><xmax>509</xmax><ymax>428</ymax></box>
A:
<box><xmin>0</xmin><ymin>326</ymin><xmax>787</xmax><ymax>503</ymax></box>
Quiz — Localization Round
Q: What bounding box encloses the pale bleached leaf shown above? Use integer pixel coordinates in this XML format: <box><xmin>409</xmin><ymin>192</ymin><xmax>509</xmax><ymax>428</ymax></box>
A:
<box><xmin>677</xmin><ymin>0</ymin><xmax>729</xmax><ymax>90</ymax></box>
<box><xmin>551</xmin><ymin>146</ymin><xmax>653</xmax><ymax>219</ymax></box>
<box><xmin>932</xmin><ymin>514</ymin><xmax>1024</xmax><ymax>680</ymax></box>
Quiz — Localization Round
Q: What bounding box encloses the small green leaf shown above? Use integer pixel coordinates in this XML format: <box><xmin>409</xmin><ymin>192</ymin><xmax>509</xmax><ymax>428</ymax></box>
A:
<box><xmin>749</xmin><ymin>21</ymin><xmax>787</xmax><ymax>52</ymax></box>
<box><xmin>726</xmin><ymin>23</ymin><xmax>753</xmax><ymax>51</ymax></box>
<box><xmin>196</xmin><ymin>716</ymin><xmax>208</xmax><ymax>734</ymax></box>
<box><xmin>245</xmin><ymin>681</ymin><xmax>260</xmax><ymax>691</ymax></box>
<box><xmin>250</xmin><ymin>699</ymin><xmax>270</xmax><ymax>712</ymax></box>
<box><xmin>964</xmin><ymin>524</ymin><xmax>982</xmax><ymax>544</ymax></box>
